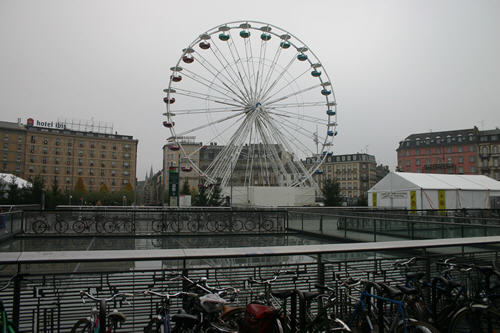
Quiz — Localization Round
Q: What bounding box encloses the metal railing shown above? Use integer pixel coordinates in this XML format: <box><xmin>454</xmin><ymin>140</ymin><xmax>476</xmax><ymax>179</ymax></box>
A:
<box><xmin>1</xmin><ymin>236</ymin><xmax>500</xmax><ymax>332</ymax></box>
<box><xmin>21</xmin><ymin>208</ymin><xmax>287</xmax><ymax>235</ymax></box>
<box><xmin>288</xmin><ymin>210</ymin><xmax>500</xmax><ymax>242</ymax></box>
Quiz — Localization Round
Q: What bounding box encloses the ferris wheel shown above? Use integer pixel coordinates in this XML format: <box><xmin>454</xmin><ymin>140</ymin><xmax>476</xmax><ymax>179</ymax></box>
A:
<box><xmin>163</xmin><ymin>20</ymin><xmax>338</xmax><ymax>189</ymax></box>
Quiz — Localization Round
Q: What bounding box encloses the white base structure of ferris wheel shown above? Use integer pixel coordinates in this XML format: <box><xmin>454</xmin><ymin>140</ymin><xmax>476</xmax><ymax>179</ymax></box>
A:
<box><xmin>162</xmin><ymin>20</ymin><xmax>338</xmax><ymax>206</ymax></box>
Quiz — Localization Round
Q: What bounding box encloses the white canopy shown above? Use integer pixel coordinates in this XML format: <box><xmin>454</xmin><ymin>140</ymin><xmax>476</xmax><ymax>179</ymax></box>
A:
<box><xmin>368</xmin><ymin>172</ymin><xmax>500</xmax><ymax>209</ymax></box>
<box><xmin>0</xmin><ymin>173</ymin><xmax>31</xmax><ymax>189</ymax></box>
<box><xmin>370</xmin><ymin>172</ymin><xmax>500</xmax><ymax>192</ymax></box>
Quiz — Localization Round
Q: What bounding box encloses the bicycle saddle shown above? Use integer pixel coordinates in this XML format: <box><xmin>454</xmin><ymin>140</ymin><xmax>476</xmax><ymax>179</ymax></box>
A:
<box><xmin>107</xmin><ymin>310</ymin><xmax>126</xmax><ymax>323</ymax></box>
<box><xmin>378</xmin><ymin>283</ymin><xmax>403</xmax><ymax>298</ymax></box>
<box><xmin>271</xmin><ymin>289</ymin><xmax>295</xmax><ymax>299</ymax></box>
<box><xmin>396</xmin><ymin>284</ymin><xmax>418</xmax><ymax>296</ymax></box>
<box><xmin>297</xmin><ymin>290</ymin><xmax>321</xmax><ymax>301</ymax></box>
<box><xmin>172</xmin><ymin>312</ymin><xmax>199</xmax><ymax>324</ymax></box>
<box><xmin>406</xmin><ymin>272</ymin><xmax>425</xmax><ymax>281</ymax></box>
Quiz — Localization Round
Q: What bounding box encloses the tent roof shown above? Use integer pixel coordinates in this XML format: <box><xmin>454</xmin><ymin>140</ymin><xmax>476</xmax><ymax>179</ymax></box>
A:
<box><xmin>369</xmin><ymin>172</ymin><xmax>500</xmax><ymax>192</ymax></box>
<box><xmin>0</xmin><ymin>173</ymin><xmax>31</xmax><ymax>189</ymax></box>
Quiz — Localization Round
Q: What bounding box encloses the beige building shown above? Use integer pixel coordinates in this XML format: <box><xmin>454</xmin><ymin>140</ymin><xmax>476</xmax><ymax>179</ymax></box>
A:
<box><xmin>0</xmin><ymin>119</ymin><xmax>138</xmax><ymax>193</ymax></box>
<box><xmin>305</xmin><ymin>153</ymin><xmax>377</xmax><ymax>203</ymax></box>
<box><xmin>162</xmin><ymin>138</ymin><xmax>202</xmax><ymax>195</ymax></box>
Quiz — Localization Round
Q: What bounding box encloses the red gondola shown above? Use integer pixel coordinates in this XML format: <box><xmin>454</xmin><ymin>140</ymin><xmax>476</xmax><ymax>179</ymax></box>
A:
<box><xmin>171</xmin><ymin>75</ymin><xmax>182</xmax><ymax>82</ymax></box>
<box><xmin>181</xmin><ymin>166</ymin><xmax>192</xmax><ymax>172</ymax></box>
<box><xmin>162</xmin><ymin>121</ymin><xmax>174</xmax><ymax>128</ymax></box>
<box><xmin>199</xmin><ymin>41</ymin><xmax>210</xmax><ymax>49</ymax></box>
<box><xmin>168</xmin><ymin>145</ymin><xmax>180</xmax><ymax>151</ymax></box>
<box><xmin>163</xmin><ymin>97</ymin><xmax>175</xmax><ymax>104</ymax></box>
<box><xmin>182</xmin><ymin>55</ymin><xmax>194</xmax><ymax>63</ymax></box>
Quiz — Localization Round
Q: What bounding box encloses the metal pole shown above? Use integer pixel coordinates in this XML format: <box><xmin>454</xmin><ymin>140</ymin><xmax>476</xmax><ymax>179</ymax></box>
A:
<box><xmin>161</xmin><ymin>145</ymin><xmax>165</xmax><ymax>206</ymax></box>
<box><xmin>177</xmin><ymin>153</ymin><xmax>181</xmax><ymax>207</ymax></box>
<box><xmin>230</xmin><ymin>160</ymin><xmax>233</xmax><ymax>207</ymax></box>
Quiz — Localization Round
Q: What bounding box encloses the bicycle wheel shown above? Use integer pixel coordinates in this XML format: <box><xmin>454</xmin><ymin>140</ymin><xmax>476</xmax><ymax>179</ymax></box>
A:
<box><xmin>231</xmin><ymin>219</ymin><xmax>243</xmax><ymax>232</ymax></box>
<box><xmin>70</xmin><ymin>318</ymin><xmax>92</xmax><ymax>333</ymax></box>
<box><xmin>72</xmin><ymin>221</ymin><xmax>86</xmax><ymax>233</ymax></box>
<box><xmin>32</xmin><ymin>219</ymin><xmax>48</xmax><ymax>234</ymax></box>
<box><xmin>95</xmin><ymin>221</ymin><xmax>105</xmax><ymax>233</ymax></box>
<box><xmin>215</xmin><ymin>221</ymin><xmax>227</xmax><ymax>232</ymax></box>
<box><xmin>187</xmin><ymin>221</ymin><xmax>199</xmax><ymax>232</ymax></box>
<box><xmin>395</xmin><ymin>320</ymin><xmax>439</xmax><ymax>333</ymax></box>
<box><xmin>220</xmin><ymin>308</ymin><xmax>245</xmax><ymax>330</ymax></box>
<box><xmin>104</xmin><ymin>221</ymin><xmax>116</xmax><ymax>233</ymax></box>
<box><xmin>169</xmin><ymin>220</ymin><xmax>181</xmax><ymax>233</ymax></box>
<box><xmin>54</xmin><ymin>220</ymin><xmax>69</xmax><ymax>233</ymax></box>
<box><xmin>245</xmin><ymin>219</ymin><xmax>256</xmax><ymax>231</ymax></box>
<box><xmin>152</xmin><ymin>220</ymin><xmax>164</xmax><ymax>232</ymax></box>
<box><xmin>122</xmin><ymin>221</ymin><xmax>134</xmax><ymax>233</ymax></box>
<box><xmin>261</xmin><ymin>218</ymin><xmax>274</xmax><ymax>231</ymax></box>
<box><xmin>144</xmin><ymin>317</ymin><xmax>164</xmax><ymax>333</ymax></box>
<box><xmin>206</xmin><ymin>220</ymin><xmax>217</xmax><ymax>232</ymax></box>
<box><xmin>449</xmin><ymin>306</ymin><xmax>500</xmax><ymax>333</ymax></box>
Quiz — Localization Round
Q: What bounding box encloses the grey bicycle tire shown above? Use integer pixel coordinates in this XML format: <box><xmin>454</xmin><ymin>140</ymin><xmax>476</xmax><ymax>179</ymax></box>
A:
<box><xmin>70</xmin><ymin>318</ymin><xmax>92</xmax><ymax>333</ymax></box>
<box><xmin>144</xmin><ymin>317</ymin><xmax>164</xmax><ymax>333</ymax></box>
<box><xmin>32</xmin><ymin>220</ymin><xmax>48</xmax><ymax>234</ymax></box>
<box><xmin>448</xmin><ymin>305</ymin><xmax>500</xmax><ymax>333</ymax></box>
<box><xmin>54</xmin><ymin>220</ymin><xmax>68</xmax><ymax>233</ymax></box>
<box><xmin>72</xmin><ymin>221</ymin><xmax>86</xmax><ymax>233</ymax></box>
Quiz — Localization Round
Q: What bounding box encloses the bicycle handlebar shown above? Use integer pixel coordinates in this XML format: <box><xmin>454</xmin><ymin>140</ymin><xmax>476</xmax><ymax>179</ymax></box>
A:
<box><xmin>80</xmin><ymin>291</ymin><xmax>132</xmax><ymax>304</ymax></box>
<box><xmin>144</xmin><ymin>290</ymin><xmax>197</xmax><ymax>299</ymax></box>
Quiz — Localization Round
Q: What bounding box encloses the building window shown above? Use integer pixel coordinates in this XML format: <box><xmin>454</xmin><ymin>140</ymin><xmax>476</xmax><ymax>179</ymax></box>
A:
<box><xmin>43</xmin><ymin>138</ymin><xmax>48</xmax><ymax>144</ymax></box>
<box><xmin>447</xmin><ymin>157</ymin><xmax>453</xmax><ymax>164</ymax></box>
<box><xmin>101</xmin><ymin>152</ymin><xmax>106</xmax><ymax>158</ymax></box>
<box><xmin>101</xmin><ymin>144</ymin><xmax>106</xmax><ymax>149</ymax></box>
<box><xmin>113</xmin><ymin>144</ymin><xmax>117</xmax><ymax>150</ymax></box>
<box><xmin>123</xmin><ymin>153</ymin><xmax>130</xmax><ymax>159</ymax></box>
<box><xmin>100</xmin><ymin>169</ymin><xmax>105</xmax><ymax>176</ymax></box>
<box><xmin>112</xmin><ymin>179</ymin><xmax>116</xmax><ymax>186</ymax></box>
<box><xmin>470</xmin><ymin>156</ymin><xmax>475</xmax><ymax>162</ymax></box>
<box><xmin>447</xmin><ymin>147</ymin><xmax>452</xmax><ymax>153</ymax></box>
<box><xmin>42</xmin><ymin>166</ymin><xmax>46</xmax><ymax>173</ymax></box>
<box><xmin>458</xmin><ymin>166</ymin><xmax>464</xmax><ymax>174</ymax></box>
<box><xmin>89</xmin><ymin>160</ymin><xmax>94</xmax><ymax>166</ymax></box>
<box><xmin>78</xmin><ymin>159</ymin><xmax>83</xmax><ymax>166</ymax></box>
<box><xmin>101</xmin><ymin>161</ymin><xmax>105</xmax><ymax>167</ymax></box>
<box><xmin>55</xmin><ymin>158</ymin><xmax>60</xmax><ymax>164</ymax></box>
<box><xmin>90</xmin><ymin>150</ymin><xmax>94</xmax><ymax>157</ymax></box>
<box><xmin>30</xmin><ymin>136</ymin><xmax>35</xmax><ymax>143</ymax></box>
<box><xmin>111</xmin><ymin>170</ymin><xmax>116</xmax><ymax>176</ymax></box>
<box><xmin>458</xmin><ymin>146</ymin><xmax>463</xmax><ymax>152</ymax></box>
<box><xmin>56</xmin><ymin>138</ymin><xmax>60</xmax><ymax>146</ymax></box>
<box><xmin>66</xmin><ymin>177</ymin><xmax>70</xmax><ymax>184</ymax></box>
<box><xmin>436</xmin><ymin>147</ymin><xmax>441</xmax><ymax>154</ymax></box>
<box><xmin>68</xmin><ymin>141</ymin><xmax>72</xmax><ymax>147</ymax></box>
<box><xmin>56</xmin><ymin>148</ymin><xmax>60</xmax><ymax>155</ymax></box>
<box><xmin>67</xmin><ymin>149</ymin><xmax>72</xmax><ymax>156</ymax></box>
<box><xmin>66</xmin><ymin>167</ymin><xmax>71</xmax><ymax>174</ymax></box>
<box><xmin>112</xmin><ymin>152</ymin><xmax>117</xmax><ymax>159</ymax></box>
<box><xmin>42</xmin><ymin>157</ymin><xmax>47</xmax><ymax>164</ymax></box>
<box><xmin>416</xmin><ymin>159</ymin><xmax>420</xmax><ymax>166</ymax></box>
<box><xmin>426</xmin><ymin>158</ymin><xmax>430</xmax><ymax>165</ymax></box>
<box><xmin>3</xmin><ymin>142</ymin><xmax>8</xmax><ymax>150</ymax></box>
<box><xmin>406</xmin><ymin>151</ymin><xmax>410</xmax><ymax>156</ymax></box>
<box><xmin>79</xmin><ymin>150</ymin><xmax>84</xmax><ymax>156</ymax></box>
<box><xmin>89</xmin><ymin>168</ymin><xmax>94</xmax><ymax>176</ymax></box>
<box><xmin>55</xmin><ymin>167</ymin><xmax>59</xmax><ymax>174</ymax></box>
<box><xmin>78</xmin><ymin>168</ymin><xmax>82</xmax><ymax>175</ymax></box>
<box><xmin>111</xmin><ymin>162</ymin><xmax>116</xmax><ymax>168</ymax></box>
<box><xmin>458</xmin><ymin>156</ymin><xmax>464</xmax><ymax>163</ymax></box>
<box><xmin>406</xmin><ymin>160</ymin><xmax>410</xmax><ymax>166</ymax></box>
<box><xmin>79</xmin><ymin>141</ymin><xmax>84</xmax><ymax>148</ymax></box>
<box><xmin>469</xmin><ymin>145</ymin><xmax>475</xmax><ymax>152</ymax></box>
<box><xmin>29</xmin><ymin>166</ymin><xmax>34</xmax><ymax>173</ymax></box>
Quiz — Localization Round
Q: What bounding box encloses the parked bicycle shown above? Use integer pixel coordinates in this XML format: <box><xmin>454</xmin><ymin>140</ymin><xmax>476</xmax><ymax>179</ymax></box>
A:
<box><xmin>32</xmin><ymin>215</ymin><xmax>69</xmax><ymax>234</ymax></box>
<box><xmin>70</xmin><ymin>290</ymin><xmax>130</xmax><ymax>333</ymax></box>
<box><xmin>73</xmin><ymin>215</ymin><xmax>106</xmax><ymax>233</ymax></box>
<box><xmin>103</xmin><ymin>216</ymin><xmax>134</xmax><ymax>233</ymax></box>
<box><xmin>0</xmin><ymin>276</ymin><xmax>17</xmax><ymax>333</ymax></box>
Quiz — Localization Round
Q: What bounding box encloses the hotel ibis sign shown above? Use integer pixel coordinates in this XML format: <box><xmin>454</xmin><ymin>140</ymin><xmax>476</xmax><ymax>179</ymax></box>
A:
<box><xmin>27</xmin><ymin>118</ymin><xmax>66</xmax><ymax>129</ymax></box>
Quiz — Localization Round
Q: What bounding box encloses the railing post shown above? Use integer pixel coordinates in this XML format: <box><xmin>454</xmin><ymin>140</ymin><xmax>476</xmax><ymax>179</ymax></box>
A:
<box><xmin>319</xmin><ymin>215</ymin><xmax>323</xmax><ymax>233</ymax></box>
<box><xmin>373</xmin><ymin>218</ymin><xmax>377</xmax><ymax>242</ymax></box>
<box><xmin>12</xmin><ymin>272</ymin><xmax>22</xmax><ymax>332</ymax></box>
<box><xmin>301</xmin><ymin>213</ymin><xmax>304</xmax><ymax>231</ymax></box>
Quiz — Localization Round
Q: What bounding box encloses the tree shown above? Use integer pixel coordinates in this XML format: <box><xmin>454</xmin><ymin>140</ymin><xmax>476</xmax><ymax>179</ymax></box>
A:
<box><xmin>357</xmin><ymin>194</ymin><xmax>368</xmax><ymax>206</ymax></box>
<box><xmin>46</xmin><ymin>180</ymin><xmax>64</xmax><ymax>209</ymax></box>
<box><xmin>322</xmin><ymin>179</ymin><xmax>342</xmax><ymax>207</ymax></box>
<box><xmin>74</xmin><ymin>177</ymin><xmax>87</xmax><ymax>194</ymax></box>
<box><xmin>208</xmin><ymin>183</ymin><xmax>224</xmax><ymax>207</ymax></box>
<box><xmin>99</xmin><ymin>184</ymin><xmax>110</xmax><ymax>193</ymax></box>
<box><xmin>7</xmin><ymin>176</ymin><xmax>19</xmax><ymax>205</ymax></box>
<box><xmin>181</xmin><ymin>179</ymin><xmax>190</xmax><ymax>195</ymax></box>
<box><xmin>30</xmin><ymin>175</ymin><xmax>45</xmax><ymax>205</ymax></box>
<box><xmin>193</xmin><ymin>184</ymin><xmax>209</xmax><ymax>206</ymax></box>
<box><xmin>123</xmin><ymin>183</ymin><xmax>134</xmax><ymax>192</ymax></box>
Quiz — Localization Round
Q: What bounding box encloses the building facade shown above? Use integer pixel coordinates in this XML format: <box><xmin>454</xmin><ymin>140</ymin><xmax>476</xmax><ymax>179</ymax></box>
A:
<box><xmin>0</xmin><ymin>119</ymin><xmax>138</xmax><ymax>192</ymax></box>
<box><xmin>478</xmin><ymin>129</ymin><xmax>500</xmax><ymax>180</ymax></box>
<box><xmin>396</xmin><ymin>127</ymin><xmax>500</xmax><ymax>181</ymax></box>
<box><xmin>305</xmin><ymin>153</ymin><xmax>378</xmax><ymax>202</ymax></box>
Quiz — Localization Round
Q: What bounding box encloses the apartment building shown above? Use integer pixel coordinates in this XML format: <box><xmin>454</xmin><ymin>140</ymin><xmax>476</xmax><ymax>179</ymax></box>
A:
<box><xmin>0</xmin><ymin>119</ymin><xmax>138</xmax><ymax>192</ymax></box>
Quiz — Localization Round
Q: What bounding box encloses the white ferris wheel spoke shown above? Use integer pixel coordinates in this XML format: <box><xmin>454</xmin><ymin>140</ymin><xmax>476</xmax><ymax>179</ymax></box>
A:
<box><xmin>256</xmin><ymin>44</ymin><xmax>283</xmax><ymax>101</ymax></box>
<box><xmin>257</xmin><ymin>52</ymin><xmax>299</xmax><ymax>103</ymax></box>
<box><xmin>168</xmin><ymin>106</ymin><xmax>244</xmax><ymax>115</ymax></box>
<box><xmin>226</xmin><ymin>32</ymin><xmax>254</xmax><ymax>100</ymax></box>
<box><xmin>181</xmin><ymin>67</ymin><xmax>248</xmax><ymax>106</ymax></box>
<box><xmin>266</xmin><ymin>109</ymin><xmax>326</xmax><ymax>125</ymax></box>
<box><xmin>243</xmin><ymin>36</ymin><xmax>257</xmax><ymax>100</ymax></box>
<box><xmin>174</xmin><ymin>110</ymin><xmax>246</xmax><ymax>138</ymax></box>
<box><xmin>264</xmin><ymin>83</ymin><xmax>321</xmax><ymax>106</ymax></box>
<box><xmin>193</xmin><ymin>50</ymin><xmax>250</xmax><ymax>104</ymax></box>
<box><xmin>260</xmin><ymin>66</ymin><xmax>311</xmax><ymax>103</ymax></box>
<box><xmin>209</xmin><ymin>41</ymin><xmax>252</xmax><ymax>103</ymax></box>
<box><xmin>173</xmin><ymin>88</ymin><xmax>244</xmax><ymax>108</ymax></box>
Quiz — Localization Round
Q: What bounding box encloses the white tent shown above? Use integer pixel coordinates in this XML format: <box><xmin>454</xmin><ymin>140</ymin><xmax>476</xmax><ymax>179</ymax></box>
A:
<box><xmin>368</xmin><ymin>172</ymin><xmax>500</xmax><ymax>210</ymax></box>
<box><xmin>0</xmin><ymin>173</ymin><xmax>31</xmax><ymax>190</ymax></box>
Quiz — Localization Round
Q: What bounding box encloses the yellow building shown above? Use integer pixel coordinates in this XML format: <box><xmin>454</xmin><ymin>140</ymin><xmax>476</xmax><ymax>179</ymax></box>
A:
<box><xmin>0</xmin><ymin>119</ymin><xmax>137</xmax><ymax>193</ymax></box>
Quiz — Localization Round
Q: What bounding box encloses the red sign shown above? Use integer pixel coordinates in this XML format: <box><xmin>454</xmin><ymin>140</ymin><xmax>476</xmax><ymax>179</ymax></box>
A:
<box><xmin>27</xmin><ymin>118</ymin><xmax>34</xmax><ymax>127</ymax></box>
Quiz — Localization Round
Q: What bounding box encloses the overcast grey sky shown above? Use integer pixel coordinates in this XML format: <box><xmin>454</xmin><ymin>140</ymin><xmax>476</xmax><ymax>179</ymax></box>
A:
<box><xmin>1</xmin><ymin>0</ymin><xmax>499</xmax><ymax>179</ymax></box>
